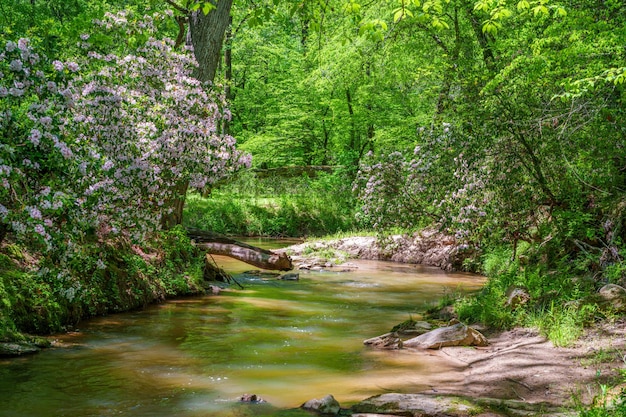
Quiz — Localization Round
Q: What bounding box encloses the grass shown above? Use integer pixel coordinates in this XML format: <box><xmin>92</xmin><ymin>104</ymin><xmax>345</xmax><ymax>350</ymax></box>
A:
<box><xmin>183</xmin><ymin>171</ymin><xmax>358</xmax><ymax>237</ymax></box>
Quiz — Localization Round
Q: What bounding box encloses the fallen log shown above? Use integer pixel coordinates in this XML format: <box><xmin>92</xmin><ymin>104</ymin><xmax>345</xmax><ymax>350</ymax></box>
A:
<box><xmin>187</xmin><ymin>228</ymin><xmax>293</xmax><ymax>271</ymax></box>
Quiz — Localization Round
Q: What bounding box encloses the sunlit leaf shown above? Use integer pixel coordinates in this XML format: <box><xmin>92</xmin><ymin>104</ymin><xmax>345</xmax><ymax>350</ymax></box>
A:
<box><xmin>532</xmin><ymin>5</ymin><xmax>548</xmax><ymax>16</ymax></box>
<box><xmin>202</xmin><ymin>2</ymin><xmax>215</xmax><ymax>15</ymax></box>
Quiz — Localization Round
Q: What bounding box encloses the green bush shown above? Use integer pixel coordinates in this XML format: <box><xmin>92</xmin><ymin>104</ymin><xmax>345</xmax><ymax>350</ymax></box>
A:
<box><xmin>455</xmin><ymin>242</ymin><xmax>603</xmax><ymax>345</ymax></box>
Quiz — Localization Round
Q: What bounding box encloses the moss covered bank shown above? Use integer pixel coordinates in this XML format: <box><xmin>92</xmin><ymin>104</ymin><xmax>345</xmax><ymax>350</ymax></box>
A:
<box><xmin>0</xmin><ymin>227</ymin><xmax>205</xmax><ymax>349</ymax></box>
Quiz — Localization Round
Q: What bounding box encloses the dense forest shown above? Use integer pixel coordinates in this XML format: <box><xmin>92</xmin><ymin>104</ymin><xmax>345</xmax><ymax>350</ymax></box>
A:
<box><xmin>1</xmin><ymin>0</ymin><xmax>625</xmax><ymax>413</ymax></box>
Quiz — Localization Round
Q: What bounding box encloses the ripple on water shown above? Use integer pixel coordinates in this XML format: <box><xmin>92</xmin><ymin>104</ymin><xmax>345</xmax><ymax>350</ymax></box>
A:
<box><xmin>0</xmin><ymin>257</ymin><xmax>485</xmax><ymax>416</ymax></box>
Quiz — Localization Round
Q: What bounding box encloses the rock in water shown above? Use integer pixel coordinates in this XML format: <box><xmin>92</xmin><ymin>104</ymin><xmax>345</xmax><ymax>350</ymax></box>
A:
<box><xmin>403</xmin><ymin>323</ymin><xmax>488</xmax><ymax>349</ymax></box>
<box><xmin>240</xmin><ymin>393</ymin><xmax>266</xmax><ymax>403</ymax></box>
<box><xmin>279</xmin><ymin>272</ymin><xmax>300</xmax><ymax>281</ymax></box>
<box><xmin>301</xmin><ymin>394</ymin><xmax>341</xmax><ymax>415</ymax></box>
<box><xmin>363</xmin><ymin>332</ymin><xmax>403</xmax><ymax>349</ymax></box>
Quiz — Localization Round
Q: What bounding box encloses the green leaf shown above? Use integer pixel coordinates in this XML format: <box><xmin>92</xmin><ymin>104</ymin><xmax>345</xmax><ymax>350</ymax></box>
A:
<box><xmin>532</xmin><ymin>5</ymin><xmax>548</xmax><ymax>16</ymax></box>
<box><xmin>516</xmin><ymin>0</ymin><xmax>530</xmax><ymax>11</ymax></box>
<box><xmin>474</xmin><ymin>0</ymin><xmax>489</xmax><ymax>13</ymax></box>
<box><xmin>394</xmin><ymin>9</ymin><xmax>404</xmax><ymax>22</ymax></box>
<box><xmin>555</xmin><ymin>7</ymin><xmax>567</xmax><ymax>17</ymax></box>
<box><xmin>432</xmin><ymin>16</ymin><xmax>449</xmax><ymax>30</ymax></box>
<box><xmin>202</xmin><ymin>2</ymin><xmax>215</xmax><ymax>15</ymax></box>
<box><xmin>482</xmin><ymin>20</ymin><xmax>498</xmax><ymax>35</ymax></box>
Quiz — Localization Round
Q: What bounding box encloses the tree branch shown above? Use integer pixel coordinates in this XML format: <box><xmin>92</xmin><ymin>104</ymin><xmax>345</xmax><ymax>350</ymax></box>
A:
<box><xmin>164</xmin><ymin>0</ymin><xmax>189</xmax><ymax>14</ymax></box>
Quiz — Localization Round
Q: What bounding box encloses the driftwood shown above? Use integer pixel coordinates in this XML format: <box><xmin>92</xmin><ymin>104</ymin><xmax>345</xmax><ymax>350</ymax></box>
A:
<box><xmin>187</xmin><ymin>228</ymin><xmax>293</xmax><ymax>271</ymax></box>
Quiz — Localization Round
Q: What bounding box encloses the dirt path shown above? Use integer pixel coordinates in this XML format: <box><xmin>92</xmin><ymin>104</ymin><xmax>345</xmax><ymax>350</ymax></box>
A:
<box><xmin>425</xmin><ymin>323</ymin><xmax>626</xmax><ymax>408</ymax></box>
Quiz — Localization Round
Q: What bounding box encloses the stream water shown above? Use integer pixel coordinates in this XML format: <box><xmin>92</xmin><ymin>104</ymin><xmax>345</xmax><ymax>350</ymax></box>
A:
<box><xmin>0</xmin><ymin>242</ymin><xmax>485</xmax><ymax>417</ymax></box>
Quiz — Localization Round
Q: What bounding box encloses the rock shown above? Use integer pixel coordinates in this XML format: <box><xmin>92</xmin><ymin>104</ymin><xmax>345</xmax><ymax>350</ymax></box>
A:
<box><xmin>351</xmin><ymin>393</ymin><xmax>481</xmax><ymax>417</ymax></box>
<box><xmin>0</xmin><ymin>342</ymin><xmax>41</xmax><ymax>357</ymax></box>
<box><xmin>281</xmin><ymin>230</ymin><xmax>482</xmax><ymax>272</ymax></box>
<box><xmin>279</xmin><ymin>272</ymin><xmax>300</xmax><ymax>281</ymax></box>
<box><xmin>390</xmin><ymin>319</ymin><xmax>432</xmax><ymax>336</ymax></box>
<box><xmin>403</xmin><ymin>323</ymin><xmax>488</xmax><ymax>349</ymax></box>
<box><xmin>301</xmin><ymin>394</ymin><xmax>341</xmax><ymax>415</ymax></box>
<box><xmin>208</xmin><ymin>285</ymin><xmax>222</xmax><ymax>295</ymax></box>
<box><xmin>505</xmin><ymin>286</ymin><xmax>530</xmax><ymax>310</ymax></box>
<box><xmin>239</xmin><ymin>393</ymin><xmax>266</xmax><ymax>403</ymax></box>
<box><xmin>431</xmin><ymin>305</ymin><xmax>457</xmax><ymax>321</ymax></box>
<box><xmin>598</xmin><ymin>284</ymin><xmax>626</xmax><ymax>312</ymax></box>
<box><xmin>363</xmin><ymin>332</ymin><xmax>403</xmax><ymax>349</ymax></box>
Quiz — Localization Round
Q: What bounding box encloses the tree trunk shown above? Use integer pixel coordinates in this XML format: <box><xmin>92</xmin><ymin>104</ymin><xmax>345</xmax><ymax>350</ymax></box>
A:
<box><xmin>188</xmin><ymin>229</ymin><xmax>293</xmax><ymax>271</ymax></box>
<box><xmin>188</xmin><ymin>0</ymin><xmax>233</xmax><ymax>83</ymax></box>
<box><xmin>0</xmin><ymin>223</ymin><xmax>7</xmax><ymax>245</ymax></box>
<box><xmin>162</xmin><ymin>1</ymin><xmax>233</xmax><ymax>229</ymax></box>
<box><xmin>161</xmin><ymin>180</ymin><xmax>189</xmax><ymax>230</ymax></box>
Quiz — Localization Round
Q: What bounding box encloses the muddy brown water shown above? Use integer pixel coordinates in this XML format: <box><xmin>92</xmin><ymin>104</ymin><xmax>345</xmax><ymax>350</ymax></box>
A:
<box><xmin>0</xmin><ymin>241</ymin><xmax>485</xmax><ymax>416</ymax></box>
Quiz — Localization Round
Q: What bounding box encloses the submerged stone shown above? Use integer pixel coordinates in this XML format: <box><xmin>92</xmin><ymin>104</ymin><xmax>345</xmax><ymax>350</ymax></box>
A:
<box><xmin>0</xmin><ymin>342</ymin><xmax>41</xmax><ymax>357</ymax></box>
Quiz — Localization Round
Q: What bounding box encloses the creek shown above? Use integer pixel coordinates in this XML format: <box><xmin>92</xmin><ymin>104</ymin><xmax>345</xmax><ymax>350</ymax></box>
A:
<box><xmin>0</xmin><ymin>240</ymin><xmax>485</xmax><ymax>417</ymax></box>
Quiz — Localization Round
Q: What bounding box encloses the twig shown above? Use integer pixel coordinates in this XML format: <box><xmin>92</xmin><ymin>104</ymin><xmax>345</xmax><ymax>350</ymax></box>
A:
<box><xmin>164</xmin><ymin>0</ymin><xmax>189</xmax><ymax>14</ymax></box>
<box><xmin>511</xmin><ymin>387</ymin><xmax>526</xmax><ymax>402</ymax></box>
<box><xmin>506</xmin><ymin>377</ymin><xmax>533</xmax><ymax>391</ymax></box>
<box><xmin>207</xmin><ymin>253</ymin><xmax>244</xmax><ymax>289</ymax></box>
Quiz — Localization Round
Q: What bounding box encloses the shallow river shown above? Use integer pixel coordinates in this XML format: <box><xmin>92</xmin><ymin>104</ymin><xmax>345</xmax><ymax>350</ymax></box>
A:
<box><xmin>0</xmin><ymin>243</ymin><xmax>485</xmax><ymax>417</ymax></box>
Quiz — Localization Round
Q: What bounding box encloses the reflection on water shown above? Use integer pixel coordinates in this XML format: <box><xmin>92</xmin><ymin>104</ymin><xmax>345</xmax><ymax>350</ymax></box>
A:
<box><xmin>0</xmin><ymin>248</ymin><xmax>484</xmax><ymax>417</ymax></box>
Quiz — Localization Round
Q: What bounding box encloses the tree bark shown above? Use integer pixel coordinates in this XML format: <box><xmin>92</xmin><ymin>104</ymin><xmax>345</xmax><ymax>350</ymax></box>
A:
<box><xmin>188</xmin><ymin>0</ymin><xmax>233</xmax><ymax>83</ymax></box>
<box><xmin>162</xmin><ymin>1</ymin><xmax>233</xmax><ymax>229</ymax></box>
<box><xmin>0</xmin><ymin>223</ymin><xmax>7</xmax><ymax>245</ymax></box>
<box><xmin>161</xmin><ymin>180</ymin><xmax>189</xmax><ymax>229</ymax></box>
<box><xmin>188</xmin><ymin>229</ymin><xmax>293</xmax><ymax>271</ymax></box>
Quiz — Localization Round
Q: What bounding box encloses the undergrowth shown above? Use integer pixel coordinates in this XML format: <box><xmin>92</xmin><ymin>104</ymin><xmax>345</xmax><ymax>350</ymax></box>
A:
<box><xmin>455</xmin><ymin>241</ymin><xmax>611</xmax><ymax>347</ymax></box>
<box><xmin>183</xmin><ymin>170</ymin><xmax>357</xmax><ymax>237</ymax></box>
<box><xmin>0</xmin><ymin>226</ymin><xmax>204</xmax><ymax>341</ymax></box>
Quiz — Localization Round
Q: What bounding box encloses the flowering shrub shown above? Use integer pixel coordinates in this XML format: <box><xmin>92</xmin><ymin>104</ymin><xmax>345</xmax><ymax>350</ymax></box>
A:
<box><xmin>0</xmin><ymin>11</ymin><xmax>250</xmax><ymax>302</ymax></box>
<box><xmin>354</xmin><ymin>124</ymin><xmax>489</xmax><ymax>242</ymax></box>
<box><xmin>0</xmin><ymin>37</ymin><xmax>79</xmax><ymax>247</ymax></box>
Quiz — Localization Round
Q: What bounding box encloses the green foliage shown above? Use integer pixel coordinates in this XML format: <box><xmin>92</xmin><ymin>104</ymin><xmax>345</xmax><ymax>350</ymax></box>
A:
<box><xmin>455</xmin><ymin>241</ymin><xmax>606</xmax><ymax>344</ymax></box>
<box><xmin>578</xmin><ymin>388</ymin><xmax>626</xmax><ymax>417</ymax></box>
<box><xmin>0</xmin><ymin>228</ymin><xmax>205</xmax><ymax>339</ymax></box>
<box><xmin>184</xmin><ymin>171</ymin><xmax>357</xmax><ymax>237</ymax></box>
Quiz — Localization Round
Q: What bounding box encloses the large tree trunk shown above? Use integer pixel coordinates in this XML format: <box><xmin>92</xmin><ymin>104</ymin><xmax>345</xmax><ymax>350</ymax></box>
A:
<box><xmin>188</xmin><ymin>0</ymin><xmax>233</xmax><ymax>83</ymax></box>
<box><xmin>188</xmin><ymin>229</ymin><xmax>293</xmax><ymax>271</ymax></box>
<box><xmin>162</xmin><ymin>1</ymin><xmax>233</xmax><ymax>229</ymax></box>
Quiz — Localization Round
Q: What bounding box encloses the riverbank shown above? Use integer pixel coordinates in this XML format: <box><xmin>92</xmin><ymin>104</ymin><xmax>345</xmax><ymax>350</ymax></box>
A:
<box><xmin>280</xmin><ymin>229</ymin><xmax>480</xmax><ymax>272</ymax></box>
<box><xmin>0</xmin><ymin>227</ymin><xmax>206</xmax><ymax>352</ymax></box>
<box><xmin>279</xmin><ymin>234</ymin><xmax>626</xmax><ymax>416</ymax></box>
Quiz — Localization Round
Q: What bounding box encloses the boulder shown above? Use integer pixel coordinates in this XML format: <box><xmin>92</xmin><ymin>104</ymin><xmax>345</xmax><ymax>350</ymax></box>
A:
<box><xmin>363</xmin><ymin>332</ymin><xmax>403</xmax><ymax>349</ymax></box>
<box><xmin>598</xmin><ymin>284</ymin><xmax>626</xmax><ymax>312</ymax></box>
<box><xmin>301</xmin><ymin>394</ymin><xmax>341</xmax><ymax>415</ymax></box>
<box><xmin>351</xmin><ymin>393</ymin><xmax>480</xmax><ymax>417</ymax></box>
<box><xmin>505</xmin><ymin>286</ymin><xmax>530</xmax><ymax>310</ymax></box>
<box><xmin>402</xmin><ymin>323</ymin><xmax>488</xmax><ymax>349</ymax></box>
